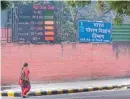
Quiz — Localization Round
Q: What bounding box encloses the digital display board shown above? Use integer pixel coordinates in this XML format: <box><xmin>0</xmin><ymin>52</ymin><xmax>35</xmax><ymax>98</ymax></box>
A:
<box><xmin>17</xmin><ymin>4</ymin><xmax>55</xmax><ymax>43</ymax></box>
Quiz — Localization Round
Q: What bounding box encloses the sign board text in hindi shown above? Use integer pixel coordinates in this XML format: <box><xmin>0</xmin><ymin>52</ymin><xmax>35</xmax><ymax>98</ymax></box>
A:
<box><xmin>78</xmin><ymin>21</ymin><xmax>111</xmax><ymax>43</ymax></box>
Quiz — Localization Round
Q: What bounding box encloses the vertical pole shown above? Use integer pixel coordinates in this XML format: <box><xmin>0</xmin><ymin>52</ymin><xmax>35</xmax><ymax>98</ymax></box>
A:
<box><xmin>11</xmin><ymin>8</ymin><xmax>13</xmax><ymax>42</ymax></box>
<box><xmin>12</xmin><ymin>7</ymin><xmax>14</xmax><ymax>42</ymax></box>
<box><xmin>14</xmin><ymin>7</ymin><xmax>16</xmax><ymax>42</ymax></box>
<box><xmin>61</xmin><ymin>2</ymin><xmax>63</xmax><ymax>42</ymax></box>
<box><xmin>7</xmin><ymin>9</ymin><xmax>11</xmax><ymax>43</ymax></box>
<box><xmin>15</xmin><ymin>7</ymin><xmax>18</xmax><ymax>42</ymax></box>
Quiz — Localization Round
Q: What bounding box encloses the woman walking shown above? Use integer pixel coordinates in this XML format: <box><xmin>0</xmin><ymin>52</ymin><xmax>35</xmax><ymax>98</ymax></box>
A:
<box><xmin>18</xmin><ymin>63</ymin><xmax>31</xmax><ymax>98</ymax></box>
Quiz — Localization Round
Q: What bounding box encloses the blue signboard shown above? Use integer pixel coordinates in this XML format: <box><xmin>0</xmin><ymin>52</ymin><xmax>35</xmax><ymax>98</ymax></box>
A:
<box><xmin>78</xmin><ymin>20</ymin><xmax>112</xmax><ymax>43</ymax></box>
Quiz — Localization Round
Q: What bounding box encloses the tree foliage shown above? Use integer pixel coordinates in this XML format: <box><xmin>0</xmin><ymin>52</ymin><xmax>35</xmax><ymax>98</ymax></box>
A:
<box><xmin>108</xmin><ymin>1</ymin><xmax>130</xmax><ymax>16</ymax></box>
<box><xmin>65</xmin><ymin>0</ymin><xmax>91</xmax><ymax>41</ymax></box>
<box><xmin>66</xmin><ymin>0</ymin><xmax>91</xmax><ymax>21</ymax></box>
<box><xmin>97</xmin><ymin>1</ymin><xmax>130</xmax><ymax>24</ymax></box>
<box><xmin>1</xmin><ymin>1</ymin><xmax>12</xmax><ymax>10</ymax></box>
<box><xmin>1</xmin><ymin>1</ymin><xmax>39</xmax><ymax>10</ymax></box>
<box><xmin>66</xmin><ymin>0</ymin><xmax>91</xmax><ymax>8</ymax></box>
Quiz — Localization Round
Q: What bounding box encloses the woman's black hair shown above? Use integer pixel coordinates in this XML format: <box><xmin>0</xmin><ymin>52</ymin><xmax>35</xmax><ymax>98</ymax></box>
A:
<box><xmin>23</xmin><ymin>63</ymin><xmax>28</xmax><ymax>67</ymax></box>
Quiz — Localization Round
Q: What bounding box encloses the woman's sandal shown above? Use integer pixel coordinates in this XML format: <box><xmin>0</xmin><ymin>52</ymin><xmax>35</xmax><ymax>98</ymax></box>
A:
<box><xmin>22</xmin><ymin>95</ymin><xmax>27</xmax><ymax>98</ymax></box>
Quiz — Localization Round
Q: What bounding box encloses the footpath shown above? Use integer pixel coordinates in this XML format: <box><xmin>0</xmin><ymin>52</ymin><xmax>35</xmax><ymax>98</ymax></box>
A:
<box><xmin>1</xmin><ymin>78</ymin><xmax>130</xmax><ymax>97</ymax></box>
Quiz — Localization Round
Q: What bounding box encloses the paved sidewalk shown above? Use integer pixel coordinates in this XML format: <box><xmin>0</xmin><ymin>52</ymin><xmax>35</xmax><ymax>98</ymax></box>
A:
<box><xmin>1</xmin><ymin>78</ymin><xmax>130</xmax><ymax>97</ymax></box>
<box><xmin>1</xmin><ymin>78</ymin><xmax>130</xmax><ymax>92</ymax></box>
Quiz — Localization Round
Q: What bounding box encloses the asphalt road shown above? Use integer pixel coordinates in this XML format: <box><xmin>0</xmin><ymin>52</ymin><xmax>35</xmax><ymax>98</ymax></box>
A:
<box><xmin>1</xmin><ymin>89</ymin><xmax>130</xmax><ymax>99</ymax></box>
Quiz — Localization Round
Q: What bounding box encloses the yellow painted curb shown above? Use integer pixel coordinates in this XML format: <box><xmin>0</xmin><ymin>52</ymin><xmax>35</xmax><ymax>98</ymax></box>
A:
<box><xmin>88</xmin><ymin>88</ymin><xmax>93</xmax><ymax>91</ymax></box>
<box><xmin>47</xmin><ymin>90</ymin><xmax>52</xmax><ymax>95</ymax></box>
<box><xmin>35</xmin><ymin>91</ymin><xmax>41</xmax><ymax>96</ymax></box>
<box><xmin>7</xmin><ymin>91</ymin><xmax>14</xmax><ymax>97</ymax></box>
<box><xmin>98</xmin><ymin>87</ymin><xmax>103</xmax><ymax>90</ymax></box>
<box><xmin>57</xmin><ymin>89</ymin><xmax>63</xmax><ymax>94</ymax></box>
<box><xmin>68</xmin><ymin>89</ymin><xmax>73</xmax><ymax>93</ymax></box>
<box><xmin>108</xmin><ymin>86</ymin><xmax>113</xmax><ymax>89</ymax></box>
<box><xmin>78</xmin><ymin>89</ymin><xmax>84</xmax><ymax>92</ymax></box>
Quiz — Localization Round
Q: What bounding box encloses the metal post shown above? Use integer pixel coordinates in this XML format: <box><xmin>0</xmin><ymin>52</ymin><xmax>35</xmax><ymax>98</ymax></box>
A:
<box><xmin>11</xmin><ymin>8</ymin><xmax>13</xmax><ymax>42</ymax></box>
<box><xmin>14</xmin><ymin>7</ymin><xmax>18</xmax><ymax>42</ymax></box>
<box><xmin>11</xmin><ymin>7</ymin><xmax>15</xmax><ymax>42</ymax></box>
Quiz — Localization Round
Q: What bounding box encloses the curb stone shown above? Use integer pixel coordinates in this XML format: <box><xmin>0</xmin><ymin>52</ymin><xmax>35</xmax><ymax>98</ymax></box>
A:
<box><xmin>0</xmin><ymin>85</ymin><xmax>129</xmax><ymax>97</ymax></box>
